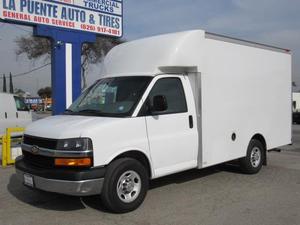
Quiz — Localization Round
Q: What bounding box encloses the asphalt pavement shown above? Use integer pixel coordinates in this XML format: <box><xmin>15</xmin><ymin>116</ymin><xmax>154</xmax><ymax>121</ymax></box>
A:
<box><xmin>0</xmin><ymin>126</ymin><xmax>299</xmax><ymax>225</ymax></box>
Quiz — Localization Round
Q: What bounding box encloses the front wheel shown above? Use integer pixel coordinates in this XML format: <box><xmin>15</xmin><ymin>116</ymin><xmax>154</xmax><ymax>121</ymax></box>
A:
<box><xmin>101</xmin><ymin>158</ymin><xmax>149</xmax><ymax>213</ymax></box>
<box><xmin>239</xmin><ymin>139</ymin><xmax>264</xmax><ymax>174</ymax></box>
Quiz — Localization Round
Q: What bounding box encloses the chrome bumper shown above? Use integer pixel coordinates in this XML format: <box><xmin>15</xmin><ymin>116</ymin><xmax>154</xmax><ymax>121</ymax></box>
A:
<box><xmin>16</xmin><ymin>169</ymin><xmax>104</xmax><ymax>196</ymax></box>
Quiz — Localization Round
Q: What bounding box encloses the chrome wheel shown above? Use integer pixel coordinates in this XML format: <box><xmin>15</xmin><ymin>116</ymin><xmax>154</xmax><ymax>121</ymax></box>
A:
<box><xmin>250</xmin><ymin>147</ymin><xmax>261</xmax><ymax>168</ymax></box>
<box><xmin>116</xmin><ymin>170</ymin><xmax>141</xmax><ymax>203</ymax></box>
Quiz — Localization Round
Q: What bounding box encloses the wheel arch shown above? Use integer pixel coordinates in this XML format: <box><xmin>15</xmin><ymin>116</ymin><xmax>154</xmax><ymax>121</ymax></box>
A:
<box><xmin>250</xmin><ymin>133</ymin><xmax>267</xmax><ymax>165</ymax></box>
<box><xmin>109</xmin><ymin>150</ymin><xmax>153</xmax><ymax>178</ymax></box>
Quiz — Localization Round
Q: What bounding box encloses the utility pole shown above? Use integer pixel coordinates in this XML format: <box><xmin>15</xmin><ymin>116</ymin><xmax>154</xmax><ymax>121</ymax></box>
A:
<box><xmin>9</xmin><ymin>72</ymin><xmax>14</xmax><ymax>93</ymax></box>
<box><xmin>2</xmin><ymin>74</ymin><xmax>7</xmax><ymax>92</ymax></box>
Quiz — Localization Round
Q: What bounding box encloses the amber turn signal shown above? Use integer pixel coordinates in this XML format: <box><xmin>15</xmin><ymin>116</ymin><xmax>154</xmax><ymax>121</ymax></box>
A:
<box><xmin>55</xmin><ymin>158</ymin><xmax>92</xmax><ymax>167</ymax></box>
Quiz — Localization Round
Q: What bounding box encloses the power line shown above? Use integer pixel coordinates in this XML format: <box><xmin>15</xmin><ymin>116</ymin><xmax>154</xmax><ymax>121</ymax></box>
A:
<box><xmin>0</xmin><ymin>63</ymin><xmax>50</xmax><ymax>79</ymax></box>
<box><xmin>13</xmin><ymin>63</ymin><xmax>50</xmax><ymax>77</ymax></box>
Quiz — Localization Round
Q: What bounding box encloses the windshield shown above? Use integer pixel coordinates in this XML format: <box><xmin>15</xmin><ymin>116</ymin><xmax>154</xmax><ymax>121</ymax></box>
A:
<box><xmin>67</xmin><ymin>76</ymin><xmax>152</xmax><ymax>117</ymax></box>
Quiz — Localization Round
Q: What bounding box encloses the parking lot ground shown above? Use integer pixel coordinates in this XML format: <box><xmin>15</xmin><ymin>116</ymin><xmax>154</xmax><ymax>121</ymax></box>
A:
<box><xmin>0</xmin><ymin>129</ymin><xmax>300</xmax><ymax>225</ymax></box>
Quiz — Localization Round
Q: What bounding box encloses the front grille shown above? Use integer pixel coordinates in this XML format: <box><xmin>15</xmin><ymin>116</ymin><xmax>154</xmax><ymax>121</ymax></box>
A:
<box><xmin>23</xmin><ymin>135</ymin><xmax>57</xmax><ymax>149</ymax></box>
<box><xmin>22</xmin><ymin>150</ymin><xmax>54</xmax><ymax>168</ymax></box>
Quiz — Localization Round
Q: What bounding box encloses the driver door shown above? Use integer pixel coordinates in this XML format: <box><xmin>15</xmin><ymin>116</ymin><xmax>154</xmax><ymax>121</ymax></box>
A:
<box><xmin>140</xmin><ymin>76</ymin><xmax>198</xmax><ymax>178</ymax></box>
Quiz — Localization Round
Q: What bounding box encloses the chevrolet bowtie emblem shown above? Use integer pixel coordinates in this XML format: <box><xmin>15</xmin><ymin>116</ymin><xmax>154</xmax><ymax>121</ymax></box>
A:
<box><xmin>31</xmin><ymin>145</ymin><xmax>40</xmax><ymax>154</ymax></box>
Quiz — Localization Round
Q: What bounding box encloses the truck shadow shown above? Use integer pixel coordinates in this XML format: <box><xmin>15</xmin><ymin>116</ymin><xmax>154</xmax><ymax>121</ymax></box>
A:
<box><xmin>7</xmin><ymin>163</ymin><xmax>242</xmax><ymax>212</ymax></box>
<box><xmin>83</xmin><ymin>162</ymin><xmax>243</xmax><ymax>211</ymax></box>
<box><xmin>149</xmin><ymin>163</ymin><xmax>242</xmax><ymax>189</ymax></box>
<box><xmin>7</xmin><ymin>174</ymin><xmax>86</xmax><ymax>211</ymax></box>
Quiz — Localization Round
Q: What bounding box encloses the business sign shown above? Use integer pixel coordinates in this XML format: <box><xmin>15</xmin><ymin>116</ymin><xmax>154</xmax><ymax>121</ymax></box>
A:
<box><xmin>25</xmin><ymin>97</ymin><xmax>43</xmax><ymax>104</ymax></box>
<box><xmin>0</xmin><ymin>0</ymin><xmax>123</xmax><ymax>37</ymax></box>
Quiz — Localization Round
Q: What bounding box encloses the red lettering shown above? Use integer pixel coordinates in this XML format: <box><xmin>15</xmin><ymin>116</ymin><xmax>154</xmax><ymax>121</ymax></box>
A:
<box><xmin>51</xmin><ymin>19</ymin><xmax>75</xmax><ymax>28</ymax></box>
<box><xmin>2</xmin><ymin>10</ymin><xmax>31</xmax><ymax>21</ymax></box>
<box><xmin>34</xmin><ymin>16</ymin><xmax>49</xmax><ymax>24</ymax></box>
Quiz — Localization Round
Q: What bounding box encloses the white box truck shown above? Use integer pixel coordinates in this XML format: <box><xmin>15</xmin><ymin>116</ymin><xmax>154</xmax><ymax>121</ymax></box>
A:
<box><xmin>0</xmin><ymin>93</ymin><xmax>32</xmax><ymax>136</ymax></box>
<box><xmin>15</xmin><ymin>30</ymin><xmax>291</xmax><ymax>213</ymax></box>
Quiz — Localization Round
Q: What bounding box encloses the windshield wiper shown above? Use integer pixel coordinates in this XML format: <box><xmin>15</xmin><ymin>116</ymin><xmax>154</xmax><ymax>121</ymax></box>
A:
<box><xmin>77</xmin><ymin>109</ymin><xmax>103</xmax><ymax>114</ymax></box>
<box><xmin>63</xmin><ymin>109</ymin><xmax>74</xmax><ymax>114</ymax></box>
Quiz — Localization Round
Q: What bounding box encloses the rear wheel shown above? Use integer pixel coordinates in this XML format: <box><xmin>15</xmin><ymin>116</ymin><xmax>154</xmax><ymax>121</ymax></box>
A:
<box><xmin>101</xmin><ymin>158</ymin><xmax>149</xmax><ymax>213</ymax></box>
<box><xmin>239</xmin><ymin>139</ymin><xmax>264</xmax><ymax>174</ymax></box>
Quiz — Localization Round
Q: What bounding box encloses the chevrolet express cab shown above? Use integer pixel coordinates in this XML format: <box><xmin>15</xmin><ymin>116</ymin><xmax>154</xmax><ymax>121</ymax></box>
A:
<box><xmin>0</xmin><ymin>93</ymin><xmax>32</xmax><ymax>136</ymax></box>
<box><xmin>15</xmin><ymin>30</ymin><xmax>292</xmax><ymax>213</ymax></box>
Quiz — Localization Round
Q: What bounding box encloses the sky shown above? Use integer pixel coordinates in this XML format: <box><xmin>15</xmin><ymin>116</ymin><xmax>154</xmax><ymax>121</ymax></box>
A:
<box><xmin>0</xmin><ymin>0</ymin><xmax>300</xmax><ymax>95</ymax></box>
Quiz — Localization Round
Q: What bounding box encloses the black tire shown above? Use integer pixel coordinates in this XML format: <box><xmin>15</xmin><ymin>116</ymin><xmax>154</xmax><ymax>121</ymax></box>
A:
<box><xmin>101</xmin><ymin>158</ymin><xmax>149</xmax><ymax>213</ymax></box>
<box><xmin>239</xmin><ymin>139</ymin><xmax>264</xmax><ymax>174</ymax></box>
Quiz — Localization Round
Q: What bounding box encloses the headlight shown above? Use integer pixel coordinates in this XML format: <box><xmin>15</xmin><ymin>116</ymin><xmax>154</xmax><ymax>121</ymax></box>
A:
<box><xmin>56</xmin><ymin>138</ymin><xmax>93</xmax><ymax>151</ymax></box>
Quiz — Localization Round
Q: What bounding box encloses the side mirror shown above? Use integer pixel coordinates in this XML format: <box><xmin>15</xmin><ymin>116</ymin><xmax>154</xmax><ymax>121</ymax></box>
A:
<box><xmin>152</xmin><ymin>95</ymin><xmax>168</xmax><ymax>112</ymax></box>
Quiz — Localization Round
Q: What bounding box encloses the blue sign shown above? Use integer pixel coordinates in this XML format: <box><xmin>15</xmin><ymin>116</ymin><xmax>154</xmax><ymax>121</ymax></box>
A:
<box><xmin>0</xmin><ymin>0</ymin><xmax>123</xmax><ymax>115</ymax></box>
<box><xmin>0</xmin><ymin>0</ymin><xmax>123</xmax><ymax>37</ymax></box>
<box><xmin>25</xmin><ymin>97</ymin><xmax>43</xmax><ymax>104</ymax></box>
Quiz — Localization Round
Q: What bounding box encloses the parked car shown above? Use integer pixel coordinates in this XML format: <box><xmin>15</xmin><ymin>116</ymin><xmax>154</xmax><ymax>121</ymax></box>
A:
<box><xmin>46</xmin><ymin>105</ymin><xmax>52</xmax><ymax>111</ymax></box>
<box><xmin>0</xmin><ymin>93</ymin><xmax>32</xmax><ymax>136</ymax></box>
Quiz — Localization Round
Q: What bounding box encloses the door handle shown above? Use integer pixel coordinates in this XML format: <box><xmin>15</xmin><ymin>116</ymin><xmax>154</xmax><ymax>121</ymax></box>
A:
<box><xmin>189</xmin><ymin>115</ymin><xmax>193</xmax><ymax>129</ymax></box>
<box><xmin>16</xmin><ymin>112</ymin><xmax>19</xmax><ymax>118</ymax></box>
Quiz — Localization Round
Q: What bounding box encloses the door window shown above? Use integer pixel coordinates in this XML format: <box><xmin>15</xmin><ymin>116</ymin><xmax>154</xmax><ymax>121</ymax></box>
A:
<box><xmin>140</xmin><ymin>78</ymin><xmax>187</xmax><ymax>115</ymax></box>
<box><xmin>14</xmin><ymin>96</ymin><xmax>29</xmax><ymax>111</ymax></box>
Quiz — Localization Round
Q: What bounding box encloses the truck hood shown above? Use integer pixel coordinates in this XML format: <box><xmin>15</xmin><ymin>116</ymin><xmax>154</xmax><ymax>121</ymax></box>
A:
<box><xmin>25</xmin><ymin>115</ymin><xmax>122</xmax><ymax>139</ymax></box>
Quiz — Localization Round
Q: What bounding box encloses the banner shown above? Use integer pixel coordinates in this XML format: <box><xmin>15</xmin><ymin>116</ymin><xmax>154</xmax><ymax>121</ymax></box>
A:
<box><xmin>0</xmin><ymin>0</ymin><xmax>123</xmax><ymax>37</ymax></box>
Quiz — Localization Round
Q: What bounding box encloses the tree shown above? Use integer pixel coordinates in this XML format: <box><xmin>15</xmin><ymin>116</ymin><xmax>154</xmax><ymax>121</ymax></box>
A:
<box><xmin>15</xmin><ymin>36</ymin><xmax>51</xmax><ymax>61</ymax></box>
<box><xmin>9</xmin><ymin>72</ymin><xmax>14</xmax><ymax>94</ymax></box>
<box><xmin>2</xmin><ymin>74</ymin><xmax>6</xmax><ymax>92</ymax></box>
<box><xmin>37</xmin><ymin>86</ymin><xmax>52</xmax><ymax>99</ymax></box>
<box><xmin>80</xmin><ymin>37</ymin><xmax>124</xmax><ymax>88</ymax></box>
<box><xmin>43</xmin><ymin>86</ymin><xmax>52</xmax><ymax>98</ymax></box>
<box><xmin>15</xmin><ymin>36</ymin><xmax>125</xmax><ymax>89</ymax></box>
<box><xmin>14</xmin><ymin>88</ymin><xmax>26</xmax><ymax>97</ymax></box>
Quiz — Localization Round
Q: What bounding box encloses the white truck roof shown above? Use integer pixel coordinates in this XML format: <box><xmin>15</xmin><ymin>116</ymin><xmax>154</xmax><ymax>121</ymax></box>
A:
<box><xmin>0</xmin><ymin>92</ymin><xmax>15</xmax><ymax>96</ymax></box>
<box><xmin>103</xmin><ymin>29</ymin><xmax>290</xmax><ymax>77</ymax></box>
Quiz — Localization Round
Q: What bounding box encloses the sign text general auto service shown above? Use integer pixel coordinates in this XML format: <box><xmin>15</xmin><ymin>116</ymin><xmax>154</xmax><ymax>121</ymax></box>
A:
<box><xmin>0</xmin><ymin>0</ymin><xmax>122</xmax><ymax>37</ymax></box>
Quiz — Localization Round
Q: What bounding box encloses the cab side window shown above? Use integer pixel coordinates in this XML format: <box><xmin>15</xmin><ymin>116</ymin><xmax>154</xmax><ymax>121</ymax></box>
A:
<box><xmin>14</xmin><ymin>96</ymin><xmax>29</xmax><ymax>111</ymax></box>
<box><xmin>141</xmin><ymin>78</ymin><xmax>187</xmax><ymax>115</ymax></box>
